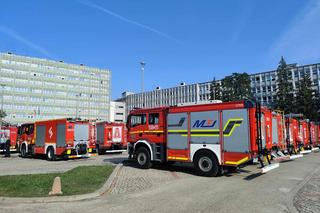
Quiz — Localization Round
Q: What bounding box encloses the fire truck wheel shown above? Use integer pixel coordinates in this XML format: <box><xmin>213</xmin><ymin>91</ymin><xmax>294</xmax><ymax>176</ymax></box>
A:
<box><xmin>97</xmin><ymin>145</ymin><xmax>105</xmax><ymax>155</ymax></box>
<box><xmin>194</xmin><ymin>151</ymin><xmax>220</xmax><ymax>177</ymax></box>
<box><xmin>135</xmin><ymin>147</ymin><xmax>152</xmax><ymax>169</ymax></box>
<box><xmin>21</xmin><ymin>144</ymin><xmax>27</xmax><ymax>158</ymax></box>
<box><xmin>46</xmin><ymin>147</ymin><xmax>56</xmax><ymax>161</ymax></box>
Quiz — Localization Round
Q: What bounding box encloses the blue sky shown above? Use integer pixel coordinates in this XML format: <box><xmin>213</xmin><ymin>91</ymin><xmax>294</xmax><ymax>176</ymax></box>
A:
<box><xmin>1</xmin><ymin>0</ymin><xmax>320</xmax><ymax>99</ymax></box>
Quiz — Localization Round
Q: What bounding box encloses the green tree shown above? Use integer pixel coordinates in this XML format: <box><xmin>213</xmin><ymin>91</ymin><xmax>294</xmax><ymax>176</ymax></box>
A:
<box><xmin>210</xmin><ymin>77</ymin><xmax>222</xmax><ymax>100</ymax></box>
<box><xmin>275</xmin><ymin>57</ymin><xmax>294</xmax><ymax>113</ymax></box>
<box><xmin>221</xmin><ymin>72</ymin><xmax>252</xmax><ymax>101</ymax></box>
<box><xmin>295</xmin><ymin>71</ymin><xmax>316</xmax><ymax>120</ymax></box>
<box><xmin>0</xmin><ymin>110</ymin><xmax>6</xmax><ymax>120</ymax></box>
<box><xmin>313</xmin><ymin>90</ymin><xmax>320</xmax><ymax>121</ymax></box>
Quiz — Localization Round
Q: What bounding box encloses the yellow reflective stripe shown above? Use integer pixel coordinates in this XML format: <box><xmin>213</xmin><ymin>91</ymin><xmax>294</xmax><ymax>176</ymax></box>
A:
<box><xmin>168</xmin><ymin>156</ymin><xmax>189</xmax><ymax>161</ymax></box>
<box><xmin>130</xmin><ymin>130</ymin><xmax>164</xmax><ymax>134</ymax></box>
<box><xmin>225</xmin><ymin>157</ymin><xmax>249</xmax><ymax>165</ymax></box>
<box><xmin>191</xmin><ymin>129</ymin><xmax>219</xmax><ymax>132</ymax></box>
<box><xmin>168</xmin><ymin>130</ymin><xmax>187</xmax><ymax>132</ymax></box>
<box><xmin>181</xmin><ymin>134</ymin><xmax>219</xmax><ymax>137</ymax></box>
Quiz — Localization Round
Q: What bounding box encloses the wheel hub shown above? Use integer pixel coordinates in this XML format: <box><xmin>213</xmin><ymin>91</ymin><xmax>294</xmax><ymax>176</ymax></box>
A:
<box><xmin>138</xmin><ymin>153</ymin><xmax>147</xmax><ymax>165</ymax></box>
<box><xmin>199</xmin><ymin>157</ymin><xmax>213</xmax><ymax>172</ymax></box>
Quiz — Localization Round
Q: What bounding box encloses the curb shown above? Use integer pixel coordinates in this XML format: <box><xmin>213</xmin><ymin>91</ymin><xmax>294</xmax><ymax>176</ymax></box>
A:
<box><xmin>0</xmin><ymin>163</ymin><xmax>123</xmax><ymax>204</ymax></box>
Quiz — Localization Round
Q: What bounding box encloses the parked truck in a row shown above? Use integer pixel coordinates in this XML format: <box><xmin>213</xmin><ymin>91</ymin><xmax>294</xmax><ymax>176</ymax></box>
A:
<box><xmin>17</xmin><ymin>118</ymin><xmax>127</xmax><ymax>160</ymax></box>
<box><xmin>126</xmin><ymin>100</ymin><xmax>320</xmax><ymax>176</ymax></box>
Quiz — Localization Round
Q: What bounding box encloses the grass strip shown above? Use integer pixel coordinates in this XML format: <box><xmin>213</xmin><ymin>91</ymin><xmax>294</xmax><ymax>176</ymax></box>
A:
<box><xmin>0</xmin><ymin>165</ymin><xmax>114</xmax><ymax>197</ymax></box>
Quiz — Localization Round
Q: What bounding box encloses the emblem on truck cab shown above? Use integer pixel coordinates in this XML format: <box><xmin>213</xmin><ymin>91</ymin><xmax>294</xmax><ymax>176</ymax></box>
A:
<box><xmin>193</xmin><ymin>120</ymin><xmax>216</xmax><ymax>128</ymax></box>
<box><xmin>49</xmin><ymin>127</ymin><xmax>53</xmax><ymax>139</ymax></box>
<box><xmin>168</xmin><ymin>117</ymin><xmax>186</xmax><ymax>127</ymax></box>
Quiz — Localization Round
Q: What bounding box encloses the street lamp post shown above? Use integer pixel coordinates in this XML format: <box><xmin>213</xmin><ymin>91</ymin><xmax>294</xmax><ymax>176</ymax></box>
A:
<box><xmin>140</xmin><ymin>61</ymin><xmax>146</xmax><ymax>92</ymax></box>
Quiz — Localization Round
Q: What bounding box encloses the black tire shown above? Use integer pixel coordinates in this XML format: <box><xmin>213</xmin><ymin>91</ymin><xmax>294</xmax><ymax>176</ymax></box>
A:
<box><xmin>97</xmin><ymin>145</ymin><xmax>106</xmax><ymax>155</ymax></box>
<box><xmin>135</xmin><ymin>147</ymin><xmax>152</xmax><ymax>169</ymax></box>
<box><xmin>46</xmin><ymin>147</ymin><xmax>56</xmax><ymax>161</ymax></box>
<box><xmin>20</xmin><ymin>144</ymin><xmax>27</xmax><ymax>158</ymax></box>
<box><xmin>194</xmin><ymin>151</ymin><xmax>220</xmax><ymax>177</ymax></box>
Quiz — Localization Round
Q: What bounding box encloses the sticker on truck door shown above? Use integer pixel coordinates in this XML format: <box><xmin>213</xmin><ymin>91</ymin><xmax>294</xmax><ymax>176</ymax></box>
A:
<box><xmin>112</xmin><ymin>126</ymin><xmax>122</xmax><ymax>143</ymax></box>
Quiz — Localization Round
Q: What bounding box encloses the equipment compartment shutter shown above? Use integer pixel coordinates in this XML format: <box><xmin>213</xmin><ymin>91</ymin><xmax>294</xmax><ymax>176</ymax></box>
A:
<box><xmin>167</xmin><ymin>113</ymin><xmax>188</xmax><ymax>150</ymax></box>
<box><xmin>190</xmin><ymin>111</ymin><xmax>220</xmax><ymax>145</ymax></box>
<box><xmin>97</xmin><ymin>124</ymin><xmax>104</xmax><ymax>144</ymax></box>
<box><xmin>222</xmin><ymin>109</ymin><xmax>249</xmax><ymax>153</ymax></box>
<box><xmin>35</xmin><ymin>125</ymin><xmax>45</xmax><ymax>147</ymax></box>
<box><xmin>272</xmin><ymin>117</ymin><xmax>278</xmax><ymax>145</ymax></box>
<box><xmin>74</xmin><ymin>124</ymin><xmax>89</xmax><ymax>142</ymax></box>
<box><xmin>57</xmin><ymin>124</ymin><xmax>66</xmax><ymax>148</ymax></box>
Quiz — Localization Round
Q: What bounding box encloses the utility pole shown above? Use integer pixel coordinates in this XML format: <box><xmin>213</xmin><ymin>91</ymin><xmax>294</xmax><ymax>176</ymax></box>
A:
<box><xmin>140</xmin><ymin>61</ymin><xmax>146</xmax><ymax>92</ymax></box>
<box><xmin>0</xmin><ymin>84</ymin><xmax>5</xmax><ymax>129</ymax></box>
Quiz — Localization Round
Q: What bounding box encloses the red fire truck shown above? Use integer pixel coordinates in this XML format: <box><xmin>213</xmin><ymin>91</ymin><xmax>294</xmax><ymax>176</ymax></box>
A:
<box><xmin>310</xmin><ymin>122</ymin><xmax>318</xmax><ymax>147</ymax></box>
<box><xmin>0</xmin><ymin>125</ymin><xmax>18</xmax><ymax>151</ymax></box>
<box><xmin>96</xmin><ymin>122</ymin><xmax>127</xmax><ymax>154</ymax></box>
<box><xmin>19</xmin><ymin>118</ymin><xmax>93</xmax><ymax>160</ymax></box>
<box><xmin>298</xmin><ymin>120</ymin><xmax>310</xmax><ymax>149</ymax></box>
<box><xmin>87</xmin><ymin>121</ymin><xmax>97</xmax><ymax>156</ymax></box>
<box><xmin>285</xmin><ymin>118</ymin><xmax>299</xmax><ymax>153</ymax></box>
<box><xmin>127</xmin><ymin>100</ymin><xmax>277</xmax><ymax>176</ymax></box>
<box><xmin>271</xmin><ymin>112</ymin><xmax>285</xmax><ymax>151</ymax></box>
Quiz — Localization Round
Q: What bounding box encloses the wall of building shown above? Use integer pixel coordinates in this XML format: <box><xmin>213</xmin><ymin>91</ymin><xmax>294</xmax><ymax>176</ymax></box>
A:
<box><xmin>109</xmin><ymin>101</ymin><xmax>126</xmax><ymax>122</ymax></box>
<box><xmin>0</xmin><ymin>52</ymin><xmax>111</xmax><ymax>124</ymax></box>
<box><xmin>121</xmin><ymin>62</ymin><xmax>320</xmax><ymax>114</ymax></box>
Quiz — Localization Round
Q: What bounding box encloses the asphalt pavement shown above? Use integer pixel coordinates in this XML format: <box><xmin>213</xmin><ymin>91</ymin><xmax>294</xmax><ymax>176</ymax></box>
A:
<box><xmin>1</xmin><ymin>151</ymin><xmax>320</xmax><ymax>213</ymax></box>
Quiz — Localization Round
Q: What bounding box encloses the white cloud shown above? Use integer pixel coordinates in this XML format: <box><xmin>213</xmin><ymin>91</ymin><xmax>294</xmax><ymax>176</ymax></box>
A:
<box><xmin>80</xmin><ymin>0</ymin><xmax>183</xmax><ymax>45</ymax></box>
<box><xmin>0</xmin><ymin>24</ymin><xmax>56</xmax><ymax>59</ymax></box>
<box><xmin>269</xmin><ymin>1</ymin><xmax>320</xmax><ymax>63</ymax></box>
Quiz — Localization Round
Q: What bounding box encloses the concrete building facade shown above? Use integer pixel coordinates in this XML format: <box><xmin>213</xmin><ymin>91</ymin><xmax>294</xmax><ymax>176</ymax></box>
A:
<box><xmin>0</xmin><ymin>52</ymin><xmax>111</xmax><ymax>124</ymax></box>
<box><xmin>121</xmin><ymin>62</ymin><xmax>320</xmax><ymax>117</ymax></box>
<box><xmin>251</xmin><ymin>63</ymin><xmax>320</xmax><ymax>106</ymax></box>
<box><xmin>121</xmin><ymin>82</ymin><xmax>213</xmax><ymax>118</ymax></box>
<box><xmin>109</xmin><ymin>101</ymin><xmax>126</xmax><ymax>122</ymax></box>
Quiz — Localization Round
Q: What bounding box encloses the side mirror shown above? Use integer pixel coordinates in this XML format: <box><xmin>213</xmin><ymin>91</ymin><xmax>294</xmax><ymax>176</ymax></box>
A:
<box><xmin>126</xmin><ymin>116</ymin><xmax>131</xmax><ymax>129</ymax></box>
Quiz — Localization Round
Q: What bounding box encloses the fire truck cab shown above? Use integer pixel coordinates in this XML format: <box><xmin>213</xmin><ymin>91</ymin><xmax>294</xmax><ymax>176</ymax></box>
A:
<box><xmin>127</xmin><ymin>100</ymin><xmax>270</xmax><ymax>176</ymax></box>
<box><xmin>19</xmin><ymin>118</ymin><xmax>92</xmax><ymax>160</ymax></box>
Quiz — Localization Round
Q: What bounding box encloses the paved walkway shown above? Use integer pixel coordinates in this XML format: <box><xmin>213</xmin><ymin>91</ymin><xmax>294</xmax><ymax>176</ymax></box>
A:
<box><xmin>1</xmin><ymin>152</ymin><xmax>320</xmax><ymax>213</ymax></box>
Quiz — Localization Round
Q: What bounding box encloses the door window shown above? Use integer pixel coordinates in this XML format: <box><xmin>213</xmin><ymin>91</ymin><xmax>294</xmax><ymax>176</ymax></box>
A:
<box><xmin>149</xmin><ymin>113</ymin><xmax>159</xmax><ymax>125</ymax></box>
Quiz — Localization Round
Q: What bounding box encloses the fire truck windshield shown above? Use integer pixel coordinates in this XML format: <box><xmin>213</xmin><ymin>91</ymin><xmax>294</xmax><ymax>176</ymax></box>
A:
<box><xmin>130</xmin><ymin>114</ymin><xmax>146</xmax><ymax>127</ymax></box>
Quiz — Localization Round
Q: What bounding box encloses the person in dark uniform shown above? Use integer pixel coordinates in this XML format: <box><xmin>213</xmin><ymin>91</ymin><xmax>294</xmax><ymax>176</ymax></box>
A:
<box><xmin>4</xmin><ymin>139</ymin><xmax>10</xmax><ymax>157</ymax></box>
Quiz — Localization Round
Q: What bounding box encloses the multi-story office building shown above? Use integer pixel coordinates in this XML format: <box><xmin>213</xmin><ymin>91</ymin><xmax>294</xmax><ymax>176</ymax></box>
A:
<box><xmin>251</xmin><ymin>63</ymin><xmax>320</xmax><ymax>106</ymax></box>
<box><xmin>121</xmin><ymin>62</ymin><xmax>320</xmax><ymax>117</ymax></box>
<box><xmin>121</xmin><ymin>82</ymin><xmax>214</xmax><ymax>118</ymax></box>
<box><xmin>0</xmin><ymin>52</ymin><xmax>111</xmax><ymax>124</ymax></box>
<box><xmin>109</xmin><ymin>101</ymin><xmax>126</xmax><ymax>122</ymax></box>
